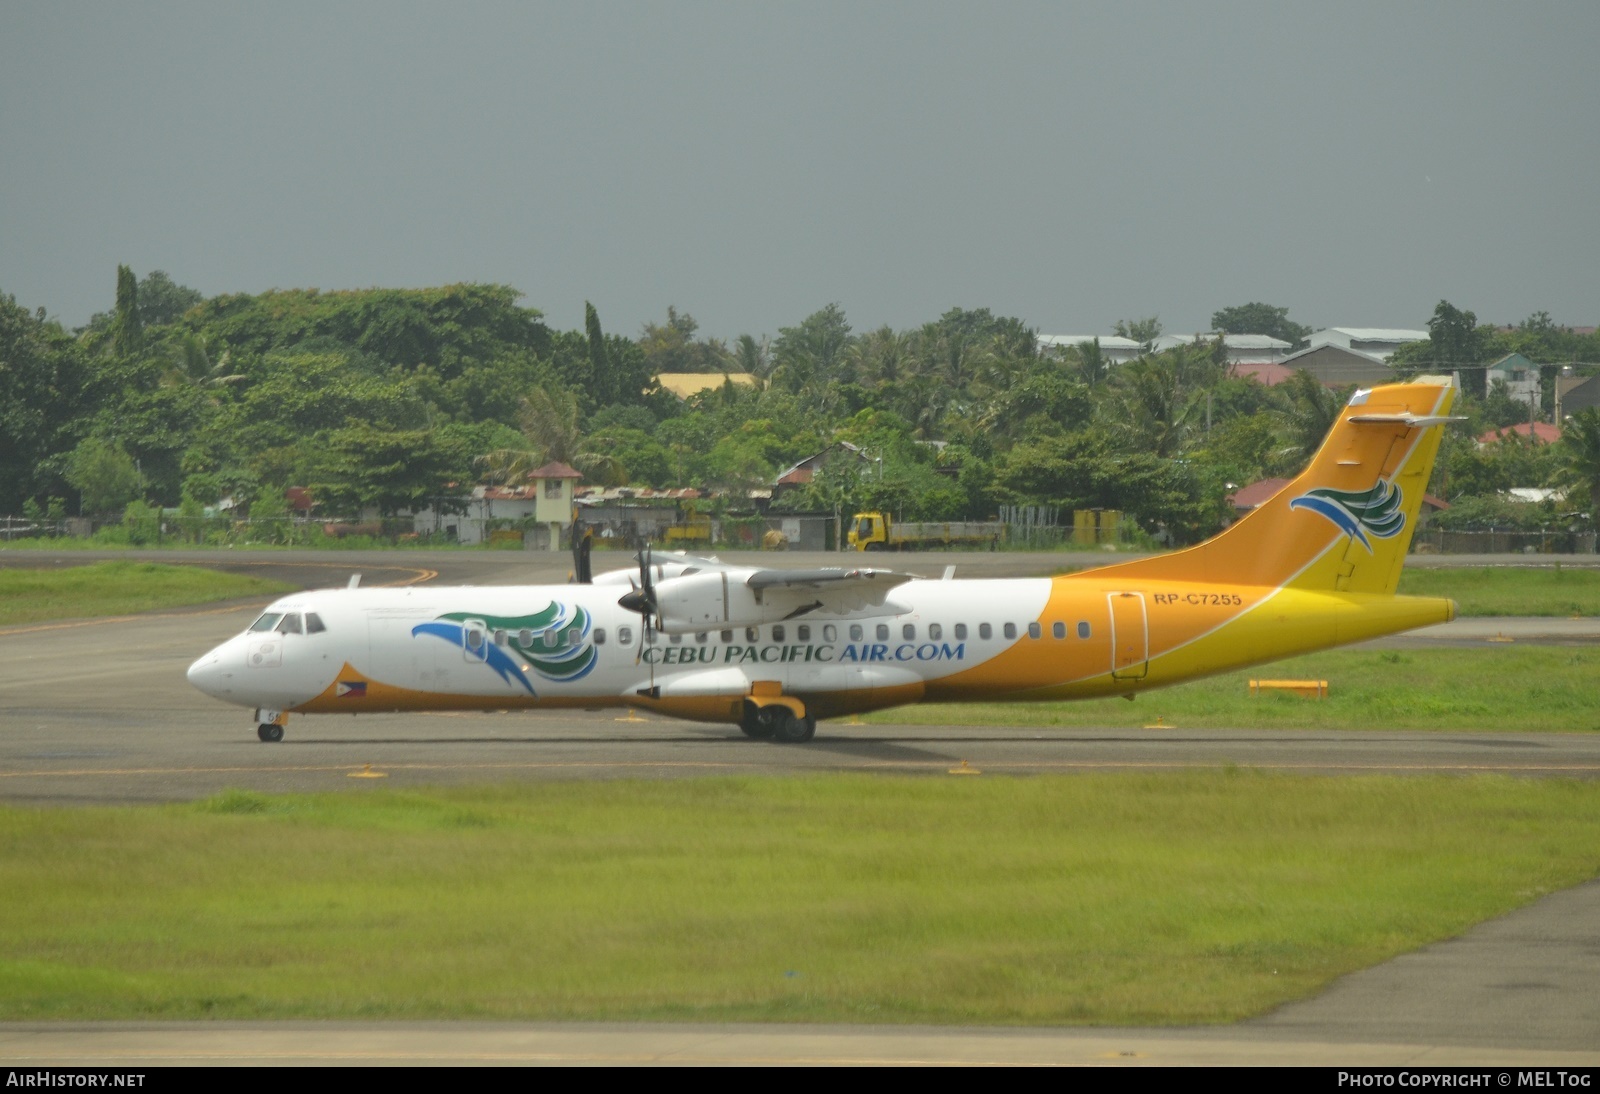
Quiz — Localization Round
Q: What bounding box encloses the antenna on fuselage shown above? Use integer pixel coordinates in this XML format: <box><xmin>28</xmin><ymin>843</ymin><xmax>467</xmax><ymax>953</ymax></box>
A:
<box><xmin>348</xmin><ymin>574</ymin><xmax>361</xmax><ymax>588</ymax></box>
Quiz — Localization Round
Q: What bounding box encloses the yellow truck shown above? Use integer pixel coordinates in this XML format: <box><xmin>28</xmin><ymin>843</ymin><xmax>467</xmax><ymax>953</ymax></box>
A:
<box><xmin>846</xmin><ymin>511</ymin><xmax>1004</xmax><ymax>551</ymax></box>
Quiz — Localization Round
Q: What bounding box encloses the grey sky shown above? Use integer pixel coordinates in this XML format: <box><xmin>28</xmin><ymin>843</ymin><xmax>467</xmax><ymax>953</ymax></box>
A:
<box><xmin>3</xmin><ymin>1</ymin><xmax>1596</xmax><ymax>340</ymax></box>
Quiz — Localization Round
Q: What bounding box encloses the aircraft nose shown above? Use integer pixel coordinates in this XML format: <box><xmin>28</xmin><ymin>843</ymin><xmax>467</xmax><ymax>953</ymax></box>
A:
<box><xmin>186</xmin><ymin>648</ymin><xmax>229</xmax><ymax>698</ymax></box>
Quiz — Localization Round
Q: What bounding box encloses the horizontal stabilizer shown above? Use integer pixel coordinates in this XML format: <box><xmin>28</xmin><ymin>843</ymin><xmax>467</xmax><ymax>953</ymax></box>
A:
<box><xmin>1347</xmin><ymin>414</ymin><xmax>1467</xmax><ymax>427</ymax></box>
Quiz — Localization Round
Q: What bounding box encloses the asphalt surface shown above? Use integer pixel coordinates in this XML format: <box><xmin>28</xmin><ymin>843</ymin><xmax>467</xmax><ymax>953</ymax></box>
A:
<box><xmin>1</xmin><ymin>548</ymin><xmax>1597</xmax><ymax>1065</ymax></box>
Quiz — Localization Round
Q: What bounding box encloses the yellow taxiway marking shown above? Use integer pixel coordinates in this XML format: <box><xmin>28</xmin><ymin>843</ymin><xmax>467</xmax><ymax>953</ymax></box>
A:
<box><xmin>0</xmin><ymin>563</ymin><xmax>438</xmax><ymax>637</ymax></box>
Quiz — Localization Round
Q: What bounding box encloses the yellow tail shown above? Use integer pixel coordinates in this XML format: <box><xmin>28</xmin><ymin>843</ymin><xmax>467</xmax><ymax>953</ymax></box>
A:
<box><xmin>1092</xmin><ymin>378</ymin><xmax>1458</xmax><ymax>596</ymax></box>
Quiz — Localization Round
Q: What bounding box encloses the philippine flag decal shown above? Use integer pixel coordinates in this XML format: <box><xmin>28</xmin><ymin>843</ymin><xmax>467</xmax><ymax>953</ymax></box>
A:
<box><xmin>336</xmin><ymin>681</ymin><xmax>368</xmax><ymax>698</ymax></box>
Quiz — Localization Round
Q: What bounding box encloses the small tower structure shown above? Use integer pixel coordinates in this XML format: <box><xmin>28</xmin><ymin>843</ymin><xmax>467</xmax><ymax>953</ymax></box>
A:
<box><xmin>528</xmin><ymin>461</ymin><xmax>583</xmax><ymax>550</ymax></box>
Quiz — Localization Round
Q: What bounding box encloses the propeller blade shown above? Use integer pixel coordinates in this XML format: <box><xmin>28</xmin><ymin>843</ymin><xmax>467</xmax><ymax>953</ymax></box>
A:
<box><xmin>572</xmin><ymin>520</ymin><xmax>593</xmax><ymax>584</ymax></box>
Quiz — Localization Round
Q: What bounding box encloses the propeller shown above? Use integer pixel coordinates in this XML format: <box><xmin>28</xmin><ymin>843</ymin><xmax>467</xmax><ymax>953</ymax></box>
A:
<box><xmin>618</xmin><ymin>543</ymin><xmax>659</xmax><ymax>678</ymax></box>
<box><xmin>571</xmin><ymin>519</ymin><xmax>593</xmax><ymax>585</ymax></box>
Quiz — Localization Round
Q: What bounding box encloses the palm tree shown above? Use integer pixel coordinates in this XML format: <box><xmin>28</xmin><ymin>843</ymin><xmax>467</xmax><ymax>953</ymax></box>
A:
<box><xmin>517</xmin><ymin>388</ymin><xmax>627</xmax><ymax>486</ymax></box>
<box><xmin>1558</xmin><ymin>407</ymin><xmax>1600</xmax><ymax>516</ymax></box>
<box><xmin>1273</xmin><ymin>370</ymin><xmax>1345</xmax><ymax>474</ymax></box>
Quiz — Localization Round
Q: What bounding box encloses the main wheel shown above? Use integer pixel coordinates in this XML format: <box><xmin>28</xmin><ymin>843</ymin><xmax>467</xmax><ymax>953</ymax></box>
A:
<box><xmin>257</xmin><ymin>723</ymin><xmax>284</xmax><ymax>743</ymax></box>
<box><xmin>771</xmin><ymin>712</ymin><xmax>816</xmax><ymax>744</ymax></box>
<box><xmin>740</xmin><ymin>703</ymin><xmax>777</xmax><ymax>739</ymax></box>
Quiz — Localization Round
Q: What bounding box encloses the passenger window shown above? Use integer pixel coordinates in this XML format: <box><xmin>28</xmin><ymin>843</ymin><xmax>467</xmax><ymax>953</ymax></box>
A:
<box><xmin>669</xmin><ymin>632</ymin><xmax>682</xmax><ymax>645</ymax></box>
<box><xmin>696</xmin><ymin>631</ymin><xmax>708</xmax><ymax>643</ymax></box>
<box><xmin>797</xmin><ymin>625</ymin><xmax>810</xmax><ymax>641</ymax></box>
<box><xmin>1052</xmin><ymin>622</ymin><xmax>1065</xmax><ymax>639</ymax></box>
<box><xmin>1077</xmin><ymin>621</ymin><xmax>1091</xmax><ymax>639</ymax></box>
<box><xmin>954</xmin><ymin>623</ymin><xmax>967</xmax><ymax>640</ymax></box>
<box><xmin>466</xmin><ymin>628</ymin><xmax>484</xmax><ymax>650</ymax></box>
<box><xmin>746</xmin><ymin>626</ymin><xmax>760</xmax><ymax>642</ymax></box>
<box><xmin>850</xmin><ymin>624</ymin><xmax>863</xmax><ymax>641</ymax></box>
<box><xmin>248</xmin><ymin>613</ymin><xmax>282</xmax><ymax>633</ymax></box>
<box><xmin>618</xmin><ymin>626</ymin><xmax>633</xmax><ymax>646</ymax></box>
<box><xmin>721</xmin><ymin>629</ymin><xmax>734</xmax><ymax>642</ymax></box>
<box><xmin>274</xmin><ymin>613</ymin><xmax>303</xmax><ymax>635</ymax></box>
<box><xmin>493</xmin><ymin>629</ymin><xmax>508</xmax><ymax>646</ymax></box>
<box><xmin>1028</xmin><ymin>622</ymin><xmax>1041</xmax><ymax>639</ymax></box>
<box><xmin>928</xmin><ymin>623</ymin><xmax>942</xmax><ymax>640</ymax></box>
<box><xmin>903</xmin><ymin>624</ymin><xmax>916</xmax><ymax>640</ymax></box>
<box><xmin>304</xmin><ymin>613</ymin><xmax>327</xmax><ymax>634</ymax></box>
<box><xmin>772</xmin><ymin>625</ymin><xmax>786</xmax><ymax>642</ymax></box>
<box><xmin>979</xmin><ymin>623</ymin><xmax>992</xmax><ymax>640</ymax></box>
<box><xmin>876</xmin><ymin>624</ymin><xmax>890</xmax><ymax>641</ymax></box>
<box><xmin>594</xmin><ymin>628</ymin><xmax>607</xmax><ymax>645</ymax></box>
<box><xmin>1003</xmin><ymin>623</ymin><xmax>1017</xmax><ymax>640</ymax></box>
<box><xmin>823</xmin><ymin>624</ymin><xmax>837</xmax><ymax>642</ymax></box>
<box><xmin>568</xmin><ymin>628</ymin><xmax>581</xmax><ymax>647</ymax></box>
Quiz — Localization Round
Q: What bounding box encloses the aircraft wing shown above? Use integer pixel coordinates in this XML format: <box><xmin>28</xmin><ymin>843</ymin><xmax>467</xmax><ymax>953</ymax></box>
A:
<box><xmin>647</xmin><ymin>565</ymin><xmax>916</xmax><ymax>632</ymax></box>
<box><xmin>745</xmin><ymin>567</ymin><xmax>913</xmax><ymax>614</ymax></box>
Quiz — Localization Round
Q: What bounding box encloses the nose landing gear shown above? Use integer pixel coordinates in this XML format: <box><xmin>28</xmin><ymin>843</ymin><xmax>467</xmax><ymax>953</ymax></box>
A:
<box><xmin>254</xmin><ymin>710</ymin><xmax>286</xmax><ymax>743</ymax></box>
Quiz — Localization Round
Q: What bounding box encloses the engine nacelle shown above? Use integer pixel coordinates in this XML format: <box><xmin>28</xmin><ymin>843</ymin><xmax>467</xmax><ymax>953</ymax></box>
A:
<box><xmin>651</xmin><ymin>571</ymin><xmax>774</xmax><ymax>633</ymax></box>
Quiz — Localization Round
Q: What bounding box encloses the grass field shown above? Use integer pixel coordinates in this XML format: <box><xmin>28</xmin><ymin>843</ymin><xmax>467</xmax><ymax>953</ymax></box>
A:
<box><xmin>1397</xmin><ymin>565</ymin><xmax>1600</xmax><ymax>616</ymax></box>
<box><xmin>0</xmin><ymin>561</ymin><xmax>294</xmax><ymax>626</ymax></box>
<box><xmin>869</xmin><ymin>647</ymin><xmax>1600</xmax><ymax>732</ymax></box>
<box><xmin>1</xmin><ymin>775</ymin><xmax>1595</xmax><ymax>1025</ymax></box>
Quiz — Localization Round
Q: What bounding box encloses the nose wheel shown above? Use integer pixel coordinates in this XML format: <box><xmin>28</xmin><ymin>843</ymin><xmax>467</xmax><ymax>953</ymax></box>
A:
<box><xmin>257</xmin><ymin>723</ymin><xmax>284</xmax><ymax>743</ymax></box>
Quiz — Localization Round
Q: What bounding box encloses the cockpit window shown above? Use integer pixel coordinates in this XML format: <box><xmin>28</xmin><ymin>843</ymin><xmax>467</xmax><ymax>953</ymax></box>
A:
<box><xmin>249</xmin><ymin>613</ymin><xmax>283</xmax><ymax>633</ymax></box>
<box><xmin>304</xmin><ymin>612</ymin><xmax>327</xmax><ymax>634</ymax></box>
<box><xmin>274</xmin><ymin>613</ymin><xmax>304</xmax><ymax>635</ymax></box>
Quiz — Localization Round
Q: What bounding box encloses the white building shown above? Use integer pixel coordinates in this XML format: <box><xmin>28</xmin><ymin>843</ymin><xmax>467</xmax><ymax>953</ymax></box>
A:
<box><xmin>411</xmin><ymin>461</ymin><xmax>583</xmax><ymax>548</ymax></box>
<box><xmin>1151</xmin><ymin>332</ymin><xmax>1291</xmax><ymax>365</ymax></box>
<box><xmin>1484</xmin><ymin>353</ymin><xmax>1541</xmax><ymax>409</ymax></box>
<box><xmin>1306</xmin><ymin>328</ymin><xmax>1428</xmax><ymax>362</ymax></box>
<box><xmin>1036</xmin><ymin>335</ymin><xmax>1144</xmax><ymax>365</ymax></box>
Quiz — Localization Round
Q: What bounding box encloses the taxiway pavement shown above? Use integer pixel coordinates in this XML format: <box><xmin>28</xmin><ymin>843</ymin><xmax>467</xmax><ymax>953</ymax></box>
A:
<box><xmin>2</xmin><ymin>549</ymin><xmax>1597</xmax><ymax>1064</ymax></box>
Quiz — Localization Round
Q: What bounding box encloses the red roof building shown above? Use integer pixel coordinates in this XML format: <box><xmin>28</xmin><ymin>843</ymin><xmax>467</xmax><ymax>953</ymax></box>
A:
<box><xmin>1477</xmin><ymin>422</ymin><xmax>1561</xmax><ymax>446</ymax></box>
<box><xmin>1226</xmin><ymin>478</ymin><xmax>1291</xmax><ymax>514</ymax></box>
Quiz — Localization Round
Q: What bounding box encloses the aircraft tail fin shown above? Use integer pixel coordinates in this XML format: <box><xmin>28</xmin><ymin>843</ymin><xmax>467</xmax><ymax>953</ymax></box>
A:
<box><xmin>1089</xmin><ymin>378</ymin><xmax>1459</xmax><ymax>596</ymax></box>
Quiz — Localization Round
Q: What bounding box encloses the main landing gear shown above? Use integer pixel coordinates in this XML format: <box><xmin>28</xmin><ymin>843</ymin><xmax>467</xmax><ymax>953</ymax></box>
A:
<box><xmin>741</xmin><ymin>702</ymin><xmax>816</xmax><ymax>744</ymax></box>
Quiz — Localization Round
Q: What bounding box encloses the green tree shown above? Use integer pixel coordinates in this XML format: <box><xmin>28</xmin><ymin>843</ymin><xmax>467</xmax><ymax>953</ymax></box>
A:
<box><xmin>136</xmin><ymin>271</ymin><xmax>204</xmax><ymax>326</ymax></box>
<box><xmin>734</xmin><ymin>333</ymin><xmax>770</xmax><ymax>377</ymax></box>
<box><xmin>638</xmin><ymin>307</ymin><xmax>733</xmax><ymax>374</ymax></box>
<box><xmin>0</xmin><ymin>294</ymin><xmax>91</xmax><ymax>510</ymax></box>
<box><xmin>309</xmin><ymin>425</ymin><xmax>470</xmax><ymax>518</ymax></box>
<box><xmin>66</xmin><ymin>438</ymin><xmax>144</xmax><ymax>516</ymax></box>
<box><xmin>518</xmin><ymin>387</ymin><xmax>626</xmax><ymax>485</ymax></box>
<box><xmin>772</xmin><ymin>304</ymin><xmax>854</xmax><ymax>398</ymax></box>
<box><xmin>1274</xmin><ymin>370</ymin><xmax>1346</xmax><ymax>474</ymax></box>
<box><xmin>1075</xmin><ymin>337</ymin><xmax>1109</xmax><ymax>387</ymax></box>
<box><xmin>1114</xmin><ymin>315</ymin><xmax>1162</xmax><ymax>351</ymax></box>
<box><xmin>1210</xmin><ymin>302</ymin><xmax>1311</xmax><ymax>347</ymax></box>
<box><xmin>1426</xmin><ymin>300</ymin><xmax>1491</xmax><ymax>399</ymax></box>
<box><xmin>1558</xmin><ymin>408</ymin><xmax>1600</xmax><ymax>517</ymax></box>
<box><xmin>111</xmin><ymin>264</ymin><xmax>144</xmax><ymax>358</ymax></box>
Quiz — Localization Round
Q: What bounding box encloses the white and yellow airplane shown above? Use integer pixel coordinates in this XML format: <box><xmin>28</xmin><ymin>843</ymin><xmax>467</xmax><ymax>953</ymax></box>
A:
<box><xmin>188</xmin><ymin>379</ymin><xmax>1460</xmax><ymax>743</ymax></box>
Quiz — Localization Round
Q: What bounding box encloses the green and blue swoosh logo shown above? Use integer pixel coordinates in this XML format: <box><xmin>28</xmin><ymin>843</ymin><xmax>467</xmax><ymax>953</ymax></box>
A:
<box><xmin>412</xmin><ymin>602</ymin><xmax>598</xmax><ymax>694</ymax></box>
<box><xmin>1290</xmin><ymin>480</ymin><xmax>1406</xmax><ymax>551</ymax></box>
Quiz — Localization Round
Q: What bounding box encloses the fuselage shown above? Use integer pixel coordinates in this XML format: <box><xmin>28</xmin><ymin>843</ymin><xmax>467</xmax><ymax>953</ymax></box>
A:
<box><xmin>186</xmin><ymin>573</ymin><xmax>1454</xmax><ymax>724</ymax></box>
